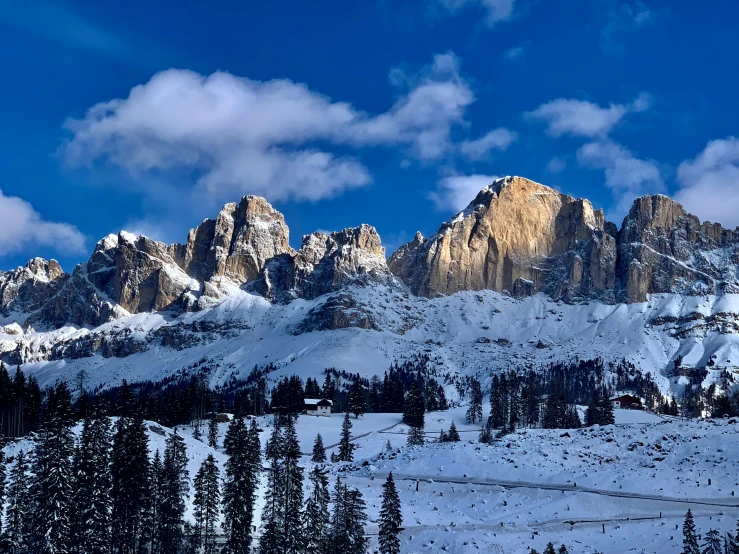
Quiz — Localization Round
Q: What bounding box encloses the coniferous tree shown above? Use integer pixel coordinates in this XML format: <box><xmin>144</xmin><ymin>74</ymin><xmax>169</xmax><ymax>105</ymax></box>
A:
<box><xmin>28</xmin><ymin>381</ymin><xmax>75</xmax><ymax>554</ymax></box>
<box><xmin>223</xmin><ymin>417</ymin><xmax>260</xmax><ymax>554</ymax></box>
<box><xmin>328</xmin><ymin>479</ymin><xmax>367</xmax><ymax>554</ymax></box>
<box><xmin>447</xmin><ymin>421</ymin><xmax>460</xmax><ymax>442</ymax></box>
<box><xmin>598</xmin><ymin>389</ymin><xmax>615</xmax><ymax>425</ymax></box>
<box><xmin>683</xmin><ymin>509</ymin><xmax>700</xmax><ymax>554</ymax></box>
<box><xmin>282</xmin><ymin>417</ymin><xmax>304</xmax><ymax>554</ymax></box>
<box><xmin>557</xmin><ymin>546</ymin><xmax>568</xmax><ymax>554</ymax></box>
<box><xmin>260</xmin><ymin>420</ymin><xmax>285</xmax><ymax>554</ymax></box>
<box><xmin>379</xmin><ymin>473</ymin><xmax>402</xmax><ymax>554</ymax></box>
<box><xmin>193</xmin><ymin>454</ymin><xmax>221</xmax><ymax>554</ymax></box>
<box><xmin>5</xmin><ymin>450</ymin><xmax>30</xmax><ymax>554</ymax></box>
<box><xmin>303</xmin><ymin>464</ymin><xmax>331</xmax><ymax>554</ymax></box>
<box><xmin>507</xmin><ymin>372</ymin><xmax>520</xmax><ymax>431</ymax></box>
<box><xmin>585</xmin><ymin>393</ymin><xmax>600</xmax><ymax>427</ymax></box>
<box><xmin>403</xmin><ymin>383</ymin><xmax>425</xmax><ymax>446</ymax></box>
<box><xmin>338</xmin><ymin>414</ymin><xmax>355</xmax><ymax>462</ymax></box>
<box><xmin>701</xmin><ymin>529</ymin><xmax>722</xmax><ymax>554</ymax></box>
<box><xmin>312</xmin><ymin>433</ymin><xmax>327</xmax><ymax>464</ymax></box>
<box><xmin>0</xmin><ymin>450</ymin><xmax>5</xmax><ymax>531</ymax></box>
<box><xmin>465</xmin><ymin>378</ymin><xmax>483</xmax><ymax>424</ymax></box>
<box><xmin>207</xmin><ymin>417</ymin><xmax>219</xmax><ymax>449</ymax></box>
<box><xmin>71</xmin><ymin>415</ymin><xmax>113</xmax><ymax>554</ymax></box>
<box><xmin>160</xmin><ymin>431</ymin><xmax>189</xmax><ymax>554</ymax></box>
<box><xmin>543</xmin><ymin>543</ymin><xmax>556</xmax><ymax>554</ymax></box>
<box><xmin>144</xmin><ymin>450</ymin><xmax>165</xmax><ymax>554</ymax></box>
<box><xmin>348</xmin><ymin>382</ymin><xmax>367</xmax><ymax>419</ymax></box>
<box><xmin>110</xmin><ymin>415</ymin><xmax>151</xmax><ymax>554</ymax></box>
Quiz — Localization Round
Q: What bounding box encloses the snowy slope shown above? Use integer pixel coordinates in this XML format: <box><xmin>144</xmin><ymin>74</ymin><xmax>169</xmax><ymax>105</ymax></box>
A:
<box><xmin>7</xmin><ymin>408</ymin><xmax>737</xmax><ymax>553</ymax></box>
<box><xmin>3</xmin><ymin>286</ymin><xmax>739</xmax><ymax>397</ymax></box>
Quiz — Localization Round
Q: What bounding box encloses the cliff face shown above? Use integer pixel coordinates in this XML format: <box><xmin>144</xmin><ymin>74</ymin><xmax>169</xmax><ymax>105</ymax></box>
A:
<box><xmin>254</xmin><ymin>223</ymin><xmax>391</xmax><ymax>302</ymax></box>
<box><xmin>389</xmin><ymin>176</ymin><xmax>618</xmax><ymax>302</ymax></box>
<box><xmin>618</xmin><ymin>195</ymin><xmax>739</xmax><ymax>302</ymax></box>
<box><xmin>391</xmin><ymin>176</ymin><xmax>739</xmax><ymax>303</ymax></box>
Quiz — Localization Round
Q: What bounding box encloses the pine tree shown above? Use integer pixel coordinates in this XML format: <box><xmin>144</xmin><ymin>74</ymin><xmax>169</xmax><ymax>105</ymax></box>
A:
<box><xmin>207</xmin><ymin>417</ymin><xmax>219</xmax><ymax>449</ymax></box>
<box><xmin>143</xmin><ymin>450</ymin><xmax>164</xmax><ymax>554</ymax></box>
<box><xmin>701</xmin><ymin>529</ymin><xmax>722</xmax><ymax>554</ymax></box>
<box><xmin>438</xmin><ymin>429</ymin><xmax>447</xmax><ymax>443</ymax></box>
<box><xmin>160</xmin><ymin>431</ymin><xmax>189</xmax><ymax>554</ymax></box>
<box><xmin>585</xmin><ymin>393</ymin><xmax>600</xmax><ymax>426</ymax></box>
<box><xmin>447</xmin><ymin>421</ymin><xmax>460</xmax><ymax>442</ymax></box>
<box><xmin>338</xmin><ymin>413</ymin><xmax>355</xmax><ymax>462</ymax></box>
<box><xmin>193</xmin><ymin>454</ymin><xmax>221</xmax><ymax>554</ymax></box>
<box><xmin>5</xmin><ymin>450</ymin><xmax>30</xmax><ymax>554</ymax></box>
<box><xmin>110</xmin><ymin>415</ymin><xmax>151</xmax><ymax>554</ymax></box>
<box><xmin>543</xmin><ymin>543</ymin><xmax>556</xmax><ymax>554</ymax></box>
<box><xmin>260</xmin><ymin>420</ymin><xmax>286</xmax><ymax>554</ymax></box>
<box><xmin>282</xmin><ymin>416</ymin><xmax>304</xmax><ymax>553</ymax></box>
<box><xmin>598</xmin><ymin>389</ymin><xmax>615</xmax><ymax>425</ymax></box>
<box><xmin>348</xmin><ymin>382</ymin><xmax>367</xmax><ymax>419</ymax></box>
<box><xmin>683</xmin><ymin>509</ymin><xmax>700</xmax><ymax>554</ymax></box>
<box><xmin>223</xmin><ymin>417</ymin><xmax>261</xmax><ymax>554</ymax></box>
<box><xmin>557</xmin><ymin>546</ymin><xmax>568</xmax><ymax>554</ymax></box>
<box><xmin>379</xmin><ymin>473</ymin><xmax>402</xmax><ymax>554</ymax></box>
<box><xmin>71</xmin><ymin>415</ymin><xmax>113</xmax><ymax>554</ymax></box>
<box><xmin>328</xmin><ymin>478</ymin><xmax>368</xmax><ymax>554</ymax></box>
<box><xmin>465</xmin><ymin>378</ymin><xmax>483</xmax><ymax>424</ymax></box>
<box><xmin>28</xmin><ymin>382</ymin><xmax>75</xmax><ymax>554</ymax></box>
<box><xmin>403</xmin><ymin>383</ymin><xmax>425</xmax><ymax>446</ymax></box>
<box><xmin>303</xmin><ymin>464</ymin><xmax>331</xmax><ymax>554</ymax></box>
<box><xmin>312</xmin><ymin>433</ymin><xmax>327</xmax><ymax>463</ymax></box>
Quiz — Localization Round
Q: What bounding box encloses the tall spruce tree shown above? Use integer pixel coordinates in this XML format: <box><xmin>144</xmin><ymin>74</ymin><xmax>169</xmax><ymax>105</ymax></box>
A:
<box><xmin>193</xmin><ymin>454</ymin><xmax>221</xmax><ymax>554</ymax></box>
<box><xmin>338</xmin><ymin>414</ymin><xmax>355</xmax><ymax>462</ymax></box>
<box><xmin>303</xmin><ymin>464</ymin><xmax>331</xmax><ymax>554</ymax></box>
<box><xmin>683</xmin><ymin>509</ymin><xmax>700</xmax><ymax>554</ymax></box>
<box><xmin>71</xmin><ymin>415</ymin><xmax>113</xmax><ymax>554</ymax></box>
<box><xmin>403</xmin><ymin>383</ymin><xmax>425</xmax><ymax>446</ymax></box>
<box><xmin>281</xmin><ymin>416</ymin><xmax>304</xmax><ymax>554</ymax></box>
<box><xmin>328</xmin><ymin>478</ymin><xmax>368</xmax><ymax>554</ymax></box>
<box><xmin>5</xmin><ymin>450</ymin><xmax>30</xmax><ymax>554</ymax></box>
<box><xmin>260</xmin><ymin>419</ymin><xmax>285</xmax><ymax>554</ymax></box>
<box><xmin>312</xmin><ymin>433</ymin><xmax>327</xmax><ymax>464</ymax></box>
<box><xmin>160</xmin><ymin>430</ymin><xmax>189</xmax><ymax>554</ymax></box>
<box><xmin>584</xmin><ymin>393</ymin><xmax>600</xmax><ymax>427</ymax></box>
<box><xmin>348</xmin><ymin>382</ymin><xmax>367</xmax><ymax>419</ymax></box>
<box><xmin>447</xmin><ymin>421</ymin><xmax>460</xmax><ymax>442</ymax></box>
<box><xmin>110</xmin><ymin>415</ymin><xmax>151</xmax><ymax>554</ymax></box>
<box><xmin>223</xmin><ymin>417</ymin><xmax>261</xmax><ymax>554</ymax></box>
<box><xmin>465</xmin><ymin>378</ymin><xmax>483</xmax><ymax>424</ymax></box>
<box><xmin>379</xmin><ymin>473</ymin><xmax>402</xmax><ymax>554</ymax></box>
<box><xmin>28</xmin><ymin>381</ymin><xmax>75</xmax><ymax>554</ymax></box>
<box><xmin>207</xmin><ymin>417</ymin><xmax>219</xmax><ymax>449</ymax></box>
<box><xmin>598</xmin><ymin>389</ymin><xmax>615</xmax><ymax>425</ymax></box>
<box><xmin>701</xmin><ymin>529</ymin><xmax>722</xmax><ymax>554</ymax></box>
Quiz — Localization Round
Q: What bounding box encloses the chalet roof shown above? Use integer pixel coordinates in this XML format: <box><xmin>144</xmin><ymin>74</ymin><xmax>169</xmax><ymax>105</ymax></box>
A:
<box><xmin>610</xmin><ymin>394</ymin><xmax>641</xmax><ymax>402</ymax></box>
<box><xmin>304</xmin><ymin>398</ymin><xmax>333</xmax><ymax>405</ymax></box>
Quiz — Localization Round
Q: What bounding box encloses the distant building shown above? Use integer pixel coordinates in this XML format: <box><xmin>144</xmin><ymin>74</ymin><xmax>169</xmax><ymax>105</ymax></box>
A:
<box><xmin>204</xmin><ymin>412</ymin><xmax>234</xmax><ymax>423</ymax></box>
<box><xmin>304</xmin><ymin>398</ymin><xmax>333</xmax><ymax>417</ymax></box>
<box><xmin>610</xmin><ymin>394</ymin><xmax>643</xmax><ymax>410</ymax></box>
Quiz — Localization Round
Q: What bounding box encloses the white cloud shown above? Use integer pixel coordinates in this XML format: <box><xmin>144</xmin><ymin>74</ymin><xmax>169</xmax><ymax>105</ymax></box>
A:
<box><xmin>526</xmin><ymin>93</ymin><xmax>650</xmax><ymax>139</ymax></box>
<box><xmin>0</xmin><ymin>190</ymin><xmax>86</xmax><ymax>258</ymax></box>
<box><xmin>545</xmin><ymin>156</ymin><xmax>567</xmax><ymax>174</ymax></box>
<box><xmin>577</xmin><ymin>140</ymin><xmax>664</xmax><ymax>221</ymax></box>
<box><xmin>433</xmin><ymin>0</ymin><xmax>516</xmax><ymax>26</ymax></box>
<box><xmin>601</xmin><ymin>1</ymin><xmax>654</xmax><ymax>51</ymax></box>
<box><xmin>458</xmin><ymin>128</ymin><xmax>517</xmax><ymax>161</ymax></box>
<box><xmin>675</xmin><ymin>137</ymin><xmax>739</xmax><ymax>228</ymax></box>
<box><xmin>430</xmin><ymin>174</ymin><xmax>499</xmax><ymax>212</ymax></box>
<box><xmin>62</xmin><ymin>53</ymin><xmax>476</xmax><ymax>204</ymax></box>
<box><xmin>503</xmin><ymin>45</ymin><xmax>525</xmax><ymax>60</ymax></box>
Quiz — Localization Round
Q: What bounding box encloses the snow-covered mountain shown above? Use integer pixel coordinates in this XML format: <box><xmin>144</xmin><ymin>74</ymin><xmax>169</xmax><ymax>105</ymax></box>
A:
<box><xmin>3</xmin><ymin>176</ymin><xmax>739</xmax><ymax>393</ymax></box>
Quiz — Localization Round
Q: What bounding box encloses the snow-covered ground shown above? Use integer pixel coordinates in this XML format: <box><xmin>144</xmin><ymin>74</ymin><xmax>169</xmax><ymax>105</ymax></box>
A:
<box><xmin>8</xmin><ymin>407</ymin><xmax>734</xmax><ymax>553</ymax></box>
<box><xmin>4</xmin><ymin>287</ymin><xmax>739</xmax><ymax>399</ymax></box>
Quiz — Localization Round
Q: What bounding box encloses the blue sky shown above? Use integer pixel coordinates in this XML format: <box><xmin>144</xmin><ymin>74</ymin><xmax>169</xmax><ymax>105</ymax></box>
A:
<box><xmin>2</xmin><ymin>0</ymin><xmax>739</xmax><ymax>272</ymax></box>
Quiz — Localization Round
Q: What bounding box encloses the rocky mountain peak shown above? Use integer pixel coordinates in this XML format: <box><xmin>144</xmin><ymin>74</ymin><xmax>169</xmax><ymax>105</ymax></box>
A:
<box><xmin>171</xmin><ymin>195</ymin><xmax>293</xmax><ymax>286</ymax></box>
<box><xmin>254</xmin><ymin>223</ymin><xmax>390</xmax><ymax>302</ymax></box>
<box><xmin>389</xmin><ymin>176</ymin><xmax>615</xmax><ymax>301</ymax></box>
<box><xmin>0</xmin><ymin>258</ymin><xmax>67</xmax><ymax>318</ymax></box>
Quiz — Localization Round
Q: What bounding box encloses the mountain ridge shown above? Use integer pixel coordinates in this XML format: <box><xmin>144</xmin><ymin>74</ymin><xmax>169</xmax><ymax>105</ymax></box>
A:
<box><xmin>3</xmin><ymin>175</ymin><xmax>739</xmax><ymax>397</ymax></box>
